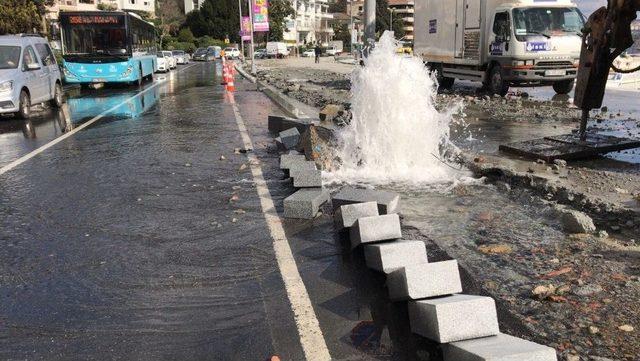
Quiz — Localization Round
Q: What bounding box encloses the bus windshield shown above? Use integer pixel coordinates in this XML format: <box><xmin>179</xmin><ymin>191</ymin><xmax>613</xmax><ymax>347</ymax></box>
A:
<box><xmin>63</xmin><ymin>26</ymin><xmax>129</xmax><ymax>57</ymax></box>
<box><xmin>513</xmin><ymin>7</ymin><xmax>584</xmax><ymax>39</ymax></box>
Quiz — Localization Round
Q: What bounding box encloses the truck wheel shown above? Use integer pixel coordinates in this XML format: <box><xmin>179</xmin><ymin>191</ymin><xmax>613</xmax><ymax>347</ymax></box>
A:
<box><xmin>553</xmin><ymin>79</ymin><xmax>575</xmax><ymax>95</ymax></box>
<box><xmin>435</xmin><ymin>65</ymin><xmax>454</xmax><ymax>90</ymax></box>
<box><xmin>16</xmin><ymin>90</ymin><xmax>31</xmax><ymax>119</ymax></box>
<box><xmin>489</xmin><ymin>66</ymin><xmax>509</xmax><ymax>97</ymax></box>
<box><xmin>49</xmin><ymin>82</ymin><xmax>63</xmax><ymax>108</ymax></box>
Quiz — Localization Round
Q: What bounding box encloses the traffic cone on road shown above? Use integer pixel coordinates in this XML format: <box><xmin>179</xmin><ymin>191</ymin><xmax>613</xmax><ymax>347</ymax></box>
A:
<box><xmin>221</xmin><ymin>62</ymin><xmax>228</xmax><ymax>85</ymax></box>
<box><xmin>225</xmin><ymin>65</ymin><xmax>235</xmax><ymax>92</ymax></box>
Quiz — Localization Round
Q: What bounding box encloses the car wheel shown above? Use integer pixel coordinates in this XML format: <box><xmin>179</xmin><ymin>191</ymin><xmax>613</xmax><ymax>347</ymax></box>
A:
<box><xmin>552</xmin><ymin>79</ymin><xmax>575</xmax><ymax>95</ymax></box>
<box><xmin>49</xmin><ymin>82</ymin><xmax>63</xmax><ymax>108</ymax></box>
<box><xmin>16</xmin><ymin>90</ymin><xmax>31</xmax><ymax>119</ymax></box>
<box><xmin>489</xmin><ymin>65</ymin><xmax>509</xmax><ymax>97</ymax></box>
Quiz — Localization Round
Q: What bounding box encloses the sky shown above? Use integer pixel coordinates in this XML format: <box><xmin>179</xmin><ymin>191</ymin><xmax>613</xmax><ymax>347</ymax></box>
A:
<box><xmin>576</xmin><ymin>0</ymin><xmax>607</xmax><ymax>16</ymax></box>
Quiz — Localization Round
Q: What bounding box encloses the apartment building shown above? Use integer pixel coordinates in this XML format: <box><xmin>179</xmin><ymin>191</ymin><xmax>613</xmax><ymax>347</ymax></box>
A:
<box><xmin>184</xmin><ymin>0</ymin><xmax>205</xmax><ymax>14</ymax></box>
<box><xmin>47</xmin><ymin>0</ymin><xmax>155</xmax><ymax>20</ymax></box>
<box><xmin>284</xmin><ymin>0</ymin><xmax>334</xmax><ymax>47</ymax></box>
<box><xmin>387</xmin><ymin>0</ymin><xmax>414</xmax><ymax>42</ymax></box>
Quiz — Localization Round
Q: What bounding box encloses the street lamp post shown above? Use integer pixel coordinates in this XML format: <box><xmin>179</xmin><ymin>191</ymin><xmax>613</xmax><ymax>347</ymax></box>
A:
<box><xmin>238</xmin><ymin>0</ymin><xmax>245</xmax><ymax>59</ymax></box>
<box><xmin>387</xmin><ymin>7</ymin><xmax>394</xmax><ymax>32</ymax></box>
<box><xmin>248</xmin><ymin>0</ymin><xmax>256</xmax><ymax>74</ymax></box>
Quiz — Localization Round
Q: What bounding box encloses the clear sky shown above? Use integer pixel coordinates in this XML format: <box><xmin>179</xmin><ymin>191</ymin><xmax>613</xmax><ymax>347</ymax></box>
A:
<box><xmin>577</xmin><ymin>0</ymin><xmax>607</xmax><ymax>16</ymax></box>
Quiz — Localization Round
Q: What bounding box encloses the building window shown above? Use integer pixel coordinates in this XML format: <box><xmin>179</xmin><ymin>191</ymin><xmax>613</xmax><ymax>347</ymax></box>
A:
<box><xmin>130</xmin><ymin>0</ymin><xmax>136</xmax><ymax>4</ymax></box>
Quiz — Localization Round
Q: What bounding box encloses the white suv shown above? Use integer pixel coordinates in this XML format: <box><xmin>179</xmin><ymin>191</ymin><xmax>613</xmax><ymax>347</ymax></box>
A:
<box><xmin>0</xmin><ymin>34</ymin><xmax>64</xmax><ymax>119</ymax></box>
<box><xmin>224</xmin><ymin>47</ymin><xmax>241</xmax><ymax>59</ymax></box>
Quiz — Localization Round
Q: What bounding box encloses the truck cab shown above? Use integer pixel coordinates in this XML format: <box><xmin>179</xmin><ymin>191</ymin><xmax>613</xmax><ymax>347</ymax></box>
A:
<box><xmin>487</xmin><ymin>1</ymin><xmax>584</xmax><ymax>94</ymax></box>
<box><xmin>415</xmin><ymin>0</ymin><xmax>585</xmax><ymax>95</ymax></box>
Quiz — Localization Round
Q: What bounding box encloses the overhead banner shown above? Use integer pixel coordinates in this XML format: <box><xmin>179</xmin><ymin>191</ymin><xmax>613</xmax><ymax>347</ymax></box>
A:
<box><xmin>253</xmin><ymin>0</ymin><xmax>269</xmax><ymax>32</ymax></box>
<box><xmin>240</xmin><ymin>16</ymin><xmax>252</xmax><ymax>41</ymax></box>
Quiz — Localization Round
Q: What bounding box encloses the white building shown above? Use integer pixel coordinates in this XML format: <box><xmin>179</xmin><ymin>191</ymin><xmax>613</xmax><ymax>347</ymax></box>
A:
<box><xmin>47</xmin><ymin>0</ymin><xmax>156</xmax><ymax>20</ymax></box>
<box><xmin>184</xmin><ymin>0</ymin><xmax>205</xmax><ymax>14</ymax></box>
<box><xmin>284</xmin><ymin>0</ymin><xmax>334</xmax><ymax>47</ymax></box>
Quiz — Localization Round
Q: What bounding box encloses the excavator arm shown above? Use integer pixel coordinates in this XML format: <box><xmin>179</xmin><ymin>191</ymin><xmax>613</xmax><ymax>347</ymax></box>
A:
<box><xmin>573</xmin><ymin>0</ymin><xmax>640</xmax><ymax>140</ymax></box>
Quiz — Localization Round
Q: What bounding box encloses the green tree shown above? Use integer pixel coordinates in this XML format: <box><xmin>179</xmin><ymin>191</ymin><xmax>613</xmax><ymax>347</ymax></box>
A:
<box><xmin>267</xmin><ymin>0</ymin><xmax>294</xmax><ymax>41</ymax></box>
<box><xmin>375</xmin><ymin>0</ymin><xmax>405</xmax><ymax>39</ymax></box>
<box><xmin>177</xmin><ymin>28</ymin><xmax>195</xmax><ymax>43</ymax></box>
<box><xmin>332</xmin><ymin>23</ymin><xmax>351</xmax><ymax>50</ymax></box>
<box><xmin>0</xmin><ymin>0</ymin><xmax>41</xmax><ymax>34</ymax></box>
<box><xmin>155</xmin><ymin>0</ymin><xmax>186</xmax><ymax>47</ymax></box>
<box><xmin>184</xmin><ymin>0</ymin><xmax>240</xmax><ymax>42</ymax></box>
<box><xmin>328</xmin><ymin>0</ymin><xmax>346</xmax><ymax>13</ymax></box>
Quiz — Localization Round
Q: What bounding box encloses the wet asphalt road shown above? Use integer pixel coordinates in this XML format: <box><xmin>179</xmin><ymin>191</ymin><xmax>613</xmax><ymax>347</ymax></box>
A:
<box><xmin>0</xmin><ymin>62</ymin><xmax>436</xmax><ymax>361</ymax></box>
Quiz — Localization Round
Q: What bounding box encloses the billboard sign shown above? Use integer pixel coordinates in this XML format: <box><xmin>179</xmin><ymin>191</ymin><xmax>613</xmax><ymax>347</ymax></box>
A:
<box><xmin>253</xmin><ymin>0</ymin><xmax>269</xmax><ymax>32</ymax></box>
<box><xmin>240</xmin><ymin>16</ymin><xmax>252</xmax><ymax>41</ymax></box>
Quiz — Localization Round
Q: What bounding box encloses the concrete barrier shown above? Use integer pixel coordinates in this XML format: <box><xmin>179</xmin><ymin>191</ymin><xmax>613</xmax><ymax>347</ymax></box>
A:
<box><xmin>268</xmin><ymin>115</ymin><xmax>317</xmax><ymax>135</ymax></box>
<box><xmin>334</xmin><ymin>202</ymin><xmax>379</xmax><ymax>230</ymax></box>
<box><xmin>291</xmin><ymin>169</ymin><xmax>322</xmax><ymax>188</ymax></box>
<box><xmin>284</xmin><ymin>188</ymin><xmax>330</xmax><ymax>219</ymax></box>
<box><xmin>332</xmin><ymin>186</ymin><xmax>400</xmax><ymax>214</ymax></box>
<box><xmin>280</xmin><ymin>154</ymin><xmax>307</xmax><ymax>170</ymax></box>
<box><xmin>350</xmin><ymin>214</ymin><xmax>402</xmax><ymax>249</ymax></box>
<box><xmin>364</xmin><ymin>240</ymin><xmax>427</xmax><ymax>274</ymax></box>
<box><xmin>279</xmin><ymin>128</ymin><xmax>301</xmax><ymax>150</ymax></box>
<box><xmin>408</xmin><ymin>294</ymin><xmax>499</xmax><ymax>343</ymax></box>
<box><xmin>444</xmin><ymin>333</ymin><xmax>558</xmax><ymax>361</ymax></box>
<box><xmin>387</xmin><ymin>260</ymin><xmax>462</xmax><ymax>300</ymax></box>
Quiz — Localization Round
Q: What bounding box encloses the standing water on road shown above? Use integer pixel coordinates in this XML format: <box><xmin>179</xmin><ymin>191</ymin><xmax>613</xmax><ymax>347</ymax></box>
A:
<box><xmin>329</xmin><ymin>31</ymin><xmax>465</xmax><ymax>186</ymax></box>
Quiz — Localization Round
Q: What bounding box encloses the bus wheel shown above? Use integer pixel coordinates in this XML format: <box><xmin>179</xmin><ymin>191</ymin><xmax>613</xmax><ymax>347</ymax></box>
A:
<box><xmin>553</xmin><ymin>79</ymin><xmax>574</xmax><ymax>95</ymax></box>
<box><xmin>489</xmin><ymin>65</ymin><xmax>509</xmax><ymax>97</ymax></box>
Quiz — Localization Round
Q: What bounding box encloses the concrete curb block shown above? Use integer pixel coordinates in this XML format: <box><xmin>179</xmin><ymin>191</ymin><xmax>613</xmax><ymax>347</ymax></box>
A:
<box><xmin>332</xmin><ymin>186</ymin><xmax>400</xmax><ymax>215</ymax></box>
<box><xmin>408</xmin><ymin>294</ymin><xmax>500</xmax><ymax>343</ymax></box>
<box><xmin>363</xmin><ymin>240</ymin><xmax>427</xmax><ymax>274</ymax></box>
<box><xmin>387</xmin><ymin>260</ymin><xmax>463</xmax><ymax>300</ymax></box>
<box><xmin>334</xmin><ymin>202</ymin><xmax>379</xmax><ymax>230</ymax></box>
<box><xmin>284</xmin><ymin>188</ymin><xmax>330</xmax><ymax>219</ymax></box>
<box><xmin>234</xmin><ymin>63</ymin><xmax>256</xmax><ymax>83</ymax></box>
<box><xmin>444</xmin><ymin>333</ymin><xmax>558</xmax><ymax>361</ymax></box>
<box><xmin>349</xmin><ymin>214</ymin><xmax>402</xmax><ymax>249</ymax></box>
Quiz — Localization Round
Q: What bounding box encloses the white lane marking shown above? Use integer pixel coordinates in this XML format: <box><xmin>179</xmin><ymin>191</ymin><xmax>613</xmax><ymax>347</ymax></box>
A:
<box><xmin>0</xmin><ymin>63</ymin><xmax>198</xmax><ymax>176</ymax></box>
<box><xmin>229</xmin><ymin>95</ymin><xmax>331</xmax><ymax>361</ymax></box>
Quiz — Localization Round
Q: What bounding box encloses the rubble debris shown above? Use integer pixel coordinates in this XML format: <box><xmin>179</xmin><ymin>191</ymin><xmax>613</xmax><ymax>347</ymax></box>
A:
<box><xmin>278</xmin><ymin>127</ymin><xmax>301</xmax><ymax>150</ymax></box>
<box><xmin>561</xmin><ymin>209</ymin><xmax>597</xmax><ymax>234</ymax></box>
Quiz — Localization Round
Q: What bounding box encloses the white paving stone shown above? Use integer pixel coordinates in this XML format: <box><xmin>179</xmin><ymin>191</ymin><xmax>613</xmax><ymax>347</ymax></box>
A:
<box><xmin>349</xmin><ymin>214</ymin><xmax>402</xmax><ymax>249</ymax></box>
<box><xmin>444</xmin><ymin>333</ymin><xmax>557</xmax><ymax>361</ymax></box>
<box><xmin>364</xmin><ymin>240</ymin><xmax>427</xmax><ymax>274</ymax></box>
<box><xmin>334</xmin><ymin>202</ymin><xmax>379</xmax><ymax>230</ymax></box>
<box><xmin>387</xmin><ymin>260</ymin><xmax>462</xmax><ymax>300</ymax></box>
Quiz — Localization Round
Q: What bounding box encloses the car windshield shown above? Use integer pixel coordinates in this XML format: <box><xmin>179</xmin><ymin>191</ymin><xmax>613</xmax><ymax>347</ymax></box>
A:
<box><xmin>172</xmin><ymin>51</ymin><xmax>184</xmax><ymax>55</ymax></box>
<box><xmin>156</xmin><ymin>54</ymin><xmax>165</xmax><ymax>58</ymax></box>
<box><xmin>162</xmin><ymin>51</ymin><xmax>171</xmax><ymax>56</ymax></box>
<box><xmin>225</xmin><ymin>48</ymin><xmax>235</xmax><ymax>51</ymax></box>
<box><xmin>513</xmin><ymin>7</ymin><xmax>584</xmax><ymax>38</ymax></box>
<box><xmin>194</xmin><ymin>48</ymin><xmax>206</xmax><ymax>55</ymax></box>
<box><xmin>0</xmin><ymin>45</ymin><xmax>21</xmax><ymax>69</ymax></box>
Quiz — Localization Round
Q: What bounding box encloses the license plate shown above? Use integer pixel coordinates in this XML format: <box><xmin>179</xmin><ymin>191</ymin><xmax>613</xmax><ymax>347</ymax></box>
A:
<box><xmin>545</xmin><ymin>69</ymin><xmax>566</xmax><ymax>77</ymax></box>
<box><xmin>93</xmin><ymin>78</ymin><xmax>106</xmax><ymax>82</ymax></box>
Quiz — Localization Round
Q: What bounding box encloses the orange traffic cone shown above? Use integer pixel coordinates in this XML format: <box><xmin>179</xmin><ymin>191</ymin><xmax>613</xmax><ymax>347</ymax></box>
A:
<box><xmin>221</xmin><ymin>63</ymin><xmax>228</xmax><ymax>85</ymax></box>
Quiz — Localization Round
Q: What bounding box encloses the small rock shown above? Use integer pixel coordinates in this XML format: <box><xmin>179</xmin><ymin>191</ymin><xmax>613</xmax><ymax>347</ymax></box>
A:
<box><xmin>614</xmin><ymin>187</ymin><xmax>629</xmax><ymax>194</ymax></box>
<box><xmin>231</xmin><ymin>218</ymin><xmax>238</xmax><ymax>223</ymax></box>
<box><xmin>219</xmin><ymin>155</ymin><xmax>226</xmax><ymax>160</ymax></box>
<box><xmin>536</xmin><ymin>159</ymin><xmax>546</xmax><ymax>164</ymax></box>
<box><xmin>185</xmin><ymin>163</ymin><xmax>192</xmax><ymax>167</ymax></box>
<box><xmin>566</xmin><ymin>354</ymin><xmax>580</xmax><ymax>361</ymax></box>
<box><xmin>597</xmin><ymin>230</ymin><xmax>609</xmax><ymax>238</ymax></box>
<box><xmin>478</xmin><ymin>244</ymin><xmax>513</xmax><ymax>254</ymax></box>
<box><xmin>239</xmin><ymin>164</ymin><xmax>247</xmax><ymax>171</ymax></box>
<box><xmin>474</xmin><ymin>156</ymin><xmax>486</xmax><ymax>163</ymax></box>
<box><xmin>561</xmin><ymin>210</ymin><xmax>596</xmax><ymax>234</ymax></box>
<box><xmin>553</xmin><ymin>159</ymin><xmax>568</xmax><ymax>167</ymax></box>
<box><xmin>573</xmin><ymin>284</ymin><xmax>604</xmax><ymax>296</ymax></box>
<box><xmin>618</xmin><ymin>324</ymin><xmax>634</xmax><ymax>332</ymax></box>
<box><xmin>588</xmin><ymin>326</ymin><xmax>600</xmax><ymax>335</ymax></box>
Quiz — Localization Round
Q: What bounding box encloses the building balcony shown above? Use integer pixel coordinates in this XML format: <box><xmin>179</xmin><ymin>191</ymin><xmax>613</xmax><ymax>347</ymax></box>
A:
<box><xmin>403</xmin><ymin>17</ymin><xmax>414</xmax><ymax>23</ymax></box>
<box><xmin>403</xmin><ymin>26</ymin><xmax>414</xmax><ymax>32</ymax></box>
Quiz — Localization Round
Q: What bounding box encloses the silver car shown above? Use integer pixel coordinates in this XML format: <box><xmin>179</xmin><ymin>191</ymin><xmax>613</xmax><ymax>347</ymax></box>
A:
<box><xmin>0</xmin><ymin>34</ymin><xmax>63</xmax><ymax>119</ymax></box>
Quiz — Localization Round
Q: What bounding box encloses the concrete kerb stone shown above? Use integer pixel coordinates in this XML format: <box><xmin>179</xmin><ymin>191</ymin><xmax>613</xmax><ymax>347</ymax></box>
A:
<box><xmin>332</xmin><ymin>186</ymin><xmax>400</xmax><ymax>215</ymax></box>
<box><xmin>387</xmin><ymin>260</ymin><xmax>463</xmax><ymax>300</ymax></box>
<box><xmin>334</xmin><ymin>202</ymin><xmax>379</xmax><ymax>230</ymax></box>
<box><xmin>364</xmin><ymin>240</ymin><xmax>427</xmax><ymax>274</ymax></box>
<box><xmin>279</xmin><ymin>127</ymin><xmax>301</xmax><ymax>150</ymax></box>
<box><xmin>268</xmin><ymin>115</ymin><xmax>317</xmax><ymax>135</ymax></box>
<box><xmin>291</xmin><ymin>168</ymin><xmax>322</xmax><ymax>188</ymax></box>
<box><xmin>280</xmin><ymin>154</ymin><xmax>307</xmax><ymax>170</ymax></box>
<box><xmin>283</xmin><ymin>188</ymin><xmax>330</xmax><ymax>219</ymax></box>
<box><xmin>408</xmin><ymin>294</ymin><xmax>500</xmax><ymax>343</ymax></box>
<box><xmin>444</xmin><ymin>333</ymin><xmax>558</xmax><ymax>361</ymax></box>
<box><xmin>349</xmin><ymin>214</ymin><xmax>402</xmax><ymax>249</ymax></box>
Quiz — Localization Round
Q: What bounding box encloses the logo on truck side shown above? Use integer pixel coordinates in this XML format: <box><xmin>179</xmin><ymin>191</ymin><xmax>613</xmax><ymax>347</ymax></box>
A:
<box><xmin>490</xmin><ymin>42</ymin><xmax>505</xmax><ymax>55</ymax></box>
<box><xmin>429</xmin><ymin>19</ymin><xmax>437</xmax><ymax>34</ymax></box>
<box><xmin>526</xmin><ymin>42</ymin><xmax>551</xmax><ymax>52</ymax></box>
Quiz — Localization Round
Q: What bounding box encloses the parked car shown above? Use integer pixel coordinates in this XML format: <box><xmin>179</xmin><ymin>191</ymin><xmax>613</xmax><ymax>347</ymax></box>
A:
<box><xmin>224</xmin><ymin>47</ymin><xmax>241</xmax><ymax>59</ymax></box>
<box><xmin>161</xmin><ymin>51</ymin><xmax>177</xmax><ymax>69</ymax></box>
<box><xmin>302</xmin><ymin>49</ymin><xmax>315</xmax><ymax>57</ymax></box>
<box><xmin>172</xmin><ymin>50</ymin><xmax>189</xmax><ymax>64</ymax></box>
<box><xmin>255</xmin><ymin>48</ymin><xmax>267</xmax><ymax>59</ymax></box>
<box><xmin>156</xmin><ymin>52</ymin><xmax>170</xmax><ymax>72</ymax></box>
<box><xmin>0</xmin><ymin>34</ymin><xmax>63</xmax><ymax>119</ymax></box>
<box><xmin>207</xmin><ymin>46</ymin><xmax>222</xmax><ymax>59</ymax></box>
<box><xmin>192</xmin><ymin>48</ymin><xmax>209</xmax><ymax>61</ymax></box>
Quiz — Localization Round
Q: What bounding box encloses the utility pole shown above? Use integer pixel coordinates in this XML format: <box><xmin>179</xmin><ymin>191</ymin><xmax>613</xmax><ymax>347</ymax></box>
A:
<box><xmin>238</xmin><ymin>0</ymin><xmax>245</xmax><ymax>59</ymax></box>
<box><xmin>387</xmin><ymin>8</ymin><xmax>393</xmax><ymax>31</ymax></box>
<box><xmin>248</xmin><ymin>0</ymin><xmax>256</xmax><ymax>74</ymax></box>
<box><xmin>364</xmin><ymin>0</ymin><xmax>376</xmax><ymax>52</ymax></box>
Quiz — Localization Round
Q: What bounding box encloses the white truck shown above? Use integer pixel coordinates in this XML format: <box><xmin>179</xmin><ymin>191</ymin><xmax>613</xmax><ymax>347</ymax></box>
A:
<box><xmin>266</xmin><ymin>42</ymin><xmax>290</xmax><ymax>58</ymax></box>
<box><xmin>414</xmin><ymin>0</ymin><xmax>585</xmax><ymax>95</ymax></box>
<box><xmin>327</xmin><ymin>40</ymin><xmax>344</xmax><ymax>56</ymax></box>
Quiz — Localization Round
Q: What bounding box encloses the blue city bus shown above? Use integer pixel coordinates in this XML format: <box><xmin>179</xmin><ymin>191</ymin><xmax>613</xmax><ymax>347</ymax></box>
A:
<box><xmin>59</xmin><ymin>11</ymin><xmax>156</xmax><ymax>85</ymax></box>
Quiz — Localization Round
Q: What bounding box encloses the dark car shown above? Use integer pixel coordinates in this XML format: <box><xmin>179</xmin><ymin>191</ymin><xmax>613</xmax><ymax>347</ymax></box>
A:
<box><xmin>192</xmin><ymin>48</ymin><xmax>208</xmax><ymax>61</ymax></box>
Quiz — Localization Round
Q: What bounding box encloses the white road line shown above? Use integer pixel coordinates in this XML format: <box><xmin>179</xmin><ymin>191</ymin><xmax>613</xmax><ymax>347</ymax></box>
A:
<box><xmin>0</xmin><ymin>63</ymin><xmax>198</xmax><ymax>176</ymax></box>
<box><xmin>229</xmin><ymin>95</ymin><xmax>331</xmax><ymax>361</ymax></box>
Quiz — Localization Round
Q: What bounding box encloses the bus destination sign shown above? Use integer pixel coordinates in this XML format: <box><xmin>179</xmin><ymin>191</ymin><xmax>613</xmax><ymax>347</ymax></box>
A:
<box><xmin>67</xmin><ymin>15</ymin><xmax>123</xmax><ymax>25</ymax></box>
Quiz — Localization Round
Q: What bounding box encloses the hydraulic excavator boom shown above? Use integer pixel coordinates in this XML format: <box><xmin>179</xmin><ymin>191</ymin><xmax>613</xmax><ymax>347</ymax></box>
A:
<box><xmin>574</xmin><ymin>0</ymin><xmax>640</xmax><ymax>140</ymax></box>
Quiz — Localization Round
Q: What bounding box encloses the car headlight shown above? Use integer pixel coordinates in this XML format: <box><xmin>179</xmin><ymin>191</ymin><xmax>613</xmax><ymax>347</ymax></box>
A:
<box><xmin>0</xmin><ymin>80</ymin><xmax>12</xmax><ymax>94</ymax></box>
<box><xmin>63</xmin><ymin>68</ymin><xmax>77</xmax><ymax>78</ymax></box>
<box><xmin>121</xmin><ymin>66</ymin><xmax>133</xmax><ymax>77</ymax></box>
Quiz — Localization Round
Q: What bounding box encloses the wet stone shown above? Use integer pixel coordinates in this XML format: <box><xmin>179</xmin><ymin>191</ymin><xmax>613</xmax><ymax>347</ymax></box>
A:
<box><xmin>334</xmin><ymin>201</ymin><xmax>379</xmax><ymax>230</ymax></box>
<box><xmin>350</xmin><ymin>214</ymin><xmax>402</xmax><ymax>249</ymax></box>
<box><xmin>332</xmin><ymin>186</ymin><xmax>400</xmax><ymax>214</ymax></box>
<box><xmin>408</xmin><ymin>294</ymin><xmax>500</xmax><ymax>343</ymax></box>
<box><xmin>561</xmin><ymin>209</ymin><xmax>596</xmax><ymax>234</ymax></box>
<box><xmin>364</xmin><ymin>240</ymin><xmax>428</xmax><ymax>274</ymax></box>
<box><xmin>291</xmin><ymin>168</ymin><xmax>322</xmax><ymax>188</ymax></box>
<box><xmin>387</xmin><ymin>260</ymin><xmax>462</xmax><ymax>300</ymax></box>
<box><xmin>283</xmin><ymin>188</ymin><xmax>330</xmax><ymax>219</ymax></box>
<box><xmin>444</xmin><ymin>333</ymin><xmax>557</xmax><ymax>361</ymax></box>
<box><xmin>280</xmin><ymin>154</ymin><xmax>307</xmax><ymax>170</ymax></box>
<box><xmin>279</xmin><ymin>127</ymin><xmax>301</xmax><ymax>150</ymax></box>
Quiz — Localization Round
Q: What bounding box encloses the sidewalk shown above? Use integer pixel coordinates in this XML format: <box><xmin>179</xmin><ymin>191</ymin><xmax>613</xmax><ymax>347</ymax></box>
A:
<box><xmin>254</xmin><ymin>57</ymin><xmax>355</xmax><ymax>74</ymax></box>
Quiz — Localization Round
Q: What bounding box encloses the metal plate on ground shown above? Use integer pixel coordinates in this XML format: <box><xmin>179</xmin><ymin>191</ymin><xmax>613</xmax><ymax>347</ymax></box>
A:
<box><xmin>499</xmin><ymin>133</ymin><xmax>640</xmax><ymax>162</ymax></box>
